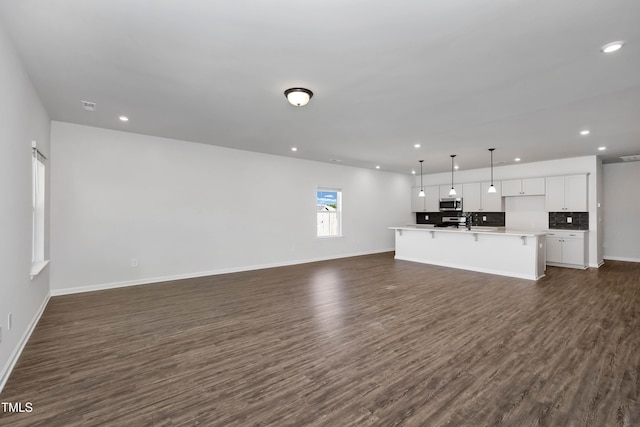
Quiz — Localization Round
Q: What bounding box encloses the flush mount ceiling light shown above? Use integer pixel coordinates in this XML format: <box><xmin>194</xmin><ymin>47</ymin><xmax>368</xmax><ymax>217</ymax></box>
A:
<box><xmin>598</xmin><ymin>146</ymin><xmax>607</xmax><ymax>151</ymax></box>
<box><xmin>488</xmin><ymin>148</ymin><xmax>497</xmax><ymax>193</ymax></box>
<box><xmin>418</xmin><ymin>160</ymin><xmax>425</xmax><ymax>197</ymax></box>
<box><xmin>601</xmin><ymin>41</ymin><xmax>625</xmax><ymax>53</ymax></box>
<box><xmin>449</xmin><ymin>155</ymin><xmax>457</xmax><ymax>196</ymax></box>
<box><xmin>414</xmin><ymin>143</ymin><xmax>421</xmax><ymax>148</ymax></box>
<box><xmin>580</xmin><ymin>129</ymin><xmax>590</xmax><ymax>136</ymax></box>
<box><xmin>284</xmin><ymin>88</ymin><xmax>313</xmax><ymax>106</ymax></box>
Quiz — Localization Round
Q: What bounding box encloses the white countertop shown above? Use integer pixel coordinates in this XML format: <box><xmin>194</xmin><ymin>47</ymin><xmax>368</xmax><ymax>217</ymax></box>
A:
<box><xmin>390</xmin><ymin>225</ymin><xmax>546</xmax><ymax>238</ymax></box>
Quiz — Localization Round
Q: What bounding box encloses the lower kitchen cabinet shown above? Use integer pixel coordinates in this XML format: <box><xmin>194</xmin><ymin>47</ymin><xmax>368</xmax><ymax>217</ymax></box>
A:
<box><xmin>545</xmin><ymin>230</ymin><xmax>588</xmax><ymax>269</ymax></box>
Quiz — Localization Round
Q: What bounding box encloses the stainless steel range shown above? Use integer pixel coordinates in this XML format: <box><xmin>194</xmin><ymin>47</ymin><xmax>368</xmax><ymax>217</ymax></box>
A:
<box><xmin>436</xmin><ymin>216</ymin><xmax>467</xmax><ymax>228</ymax></box>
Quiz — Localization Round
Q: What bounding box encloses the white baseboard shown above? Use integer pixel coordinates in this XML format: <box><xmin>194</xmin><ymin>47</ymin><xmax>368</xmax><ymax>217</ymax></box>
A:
<box><xmin>603</xmin><ymin>256</ymin><xmax>640</xmax><ymax>263</ymax></box>
<box><xmin>51</xmin><ymin>249</ymin><xmax>395</xmax><ymax>296</ymax></box>
<box><xmin>0</xmin><ymin>293</ymin><xmax>50</xmax><ymax>395</ymax></box>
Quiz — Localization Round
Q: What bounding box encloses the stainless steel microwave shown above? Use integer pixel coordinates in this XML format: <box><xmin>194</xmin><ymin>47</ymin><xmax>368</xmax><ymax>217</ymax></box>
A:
<box><xmin>439</xmin><ymin>198</ymin><xmax>463</xmax><ymax>211</ymax></box>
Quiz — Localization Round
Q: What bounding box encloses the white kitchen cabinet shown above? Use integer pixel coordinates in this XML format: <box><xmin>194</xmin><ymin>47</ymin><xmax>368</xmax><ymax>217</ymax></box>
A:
<box><xmin>411</xmin><ymin>186</ymin><xmax>439</xmax><ymax>212</ymax></box>
<box><xmin>481</xmin><ymin>181</ymin><xmax>503</xmax><ymax>211</ymax></box>
<box><xmin>545</xmin><ymin>230</ymin><xmax>588</xmax><ymax>269</ymax></box>
<box><xmin>439</xmin><ymin>184</ymin><xmax>463</xmax><ymax>199</ymax></box>
<box><xmin>462</xmin><ymin>181</ymin><xmax>504</xmax><ymax>212</ymax></box>
<box><xmin>545</xmin><ymin>174</ymin><xmax>588</xmax><ymax>212</ymax></box>
<box><xmin>501</xmin><ymin>178</ymin><xmax>545</xmax><ymax>196</ymax></box>
<box><xmin>424</xmin><ymin>186</ymin><xmax>440</xmax><ymax>211</ymax></box>
<box><xmin>411</xmin><ymin>187</ymin><xmax>424</xmax><ymax>212</ymax></box>
<box><xmin>462</xmin><ymin>182</ymin><xmax>481</xmax><ymax>212</ymax></box>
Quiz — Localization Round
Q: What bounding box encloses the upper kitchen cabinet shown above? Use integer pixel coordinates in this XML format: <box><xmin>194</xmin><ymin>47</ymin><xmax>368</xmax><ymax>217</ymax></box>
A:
<box><xmin>462</xmin><ymin>182</ymin><xmax>504</xmax><ymax>212</ymax></box>
<box><xmin>411</xmin><ymin>186</ymin><xmax>439</xmax><ymax>212</ymax></box>
<box><xmin>501</xmin><ymin>177</ymin><xmax>545</xmax><ymax>196</ymax></box>
<box><xmin>411</xmin><ymin>187</ymin><xmax>424</xmax><ymax>212</ymax></box>
<box><xmin>439</xmin><ymin>184</ymin><xmax>463</xmax><ymax>199</ymax></box>
<box><xmin>424</xmin><ymin>186</ymin><xmax>440</xmax><ymax>211</ymax></box>
<box><xmin>545</xmin><ymin>174</ymin><xmax>588</xmax><ymax>212</ymax></box>
<box><xmin>481</xmin><ymin>181</ymin><xmax>504</xmax><ymax>211</ymax></box>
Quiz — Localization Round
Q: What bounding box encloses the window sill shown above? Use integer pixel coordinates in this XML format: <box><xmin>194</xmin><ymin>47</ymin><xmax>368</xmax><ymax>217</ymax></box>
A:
<box><xmin>30</xmin><ymin>260</ymin><xmax>50</xmax><ymax>279</ymax></box>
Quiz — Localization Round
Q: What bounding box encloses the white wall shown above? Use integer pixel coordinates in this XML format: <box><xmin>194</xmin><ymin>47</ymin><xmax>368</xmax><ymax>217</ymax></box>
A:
<box><xmin>50</xmin><ymin>122</ymin><xmax>413</xmax><ymax>293</ymax></box>
<box><xmin>0</xmin><ymin>25</ymin><xmax>51</xmax><ymax>391</ymax></box>
<box><xmin>602</xmin><ymin>162</ymin><xmax>640</xmax><ymax>262</ymax></box>
<box><xmin>414</xmin><ymin>156</ymin><xmax>602</xmax><ymax>267</ymax></box>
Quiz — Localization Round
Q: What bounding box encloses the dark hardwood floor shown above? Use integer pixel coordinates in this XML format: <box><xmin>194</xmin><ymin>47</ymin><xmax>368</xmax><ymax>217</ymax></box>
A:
<box><xmin>1</xmin><ymin>253</ymin><xmax>639</xmax><ymax>426</ymax></box>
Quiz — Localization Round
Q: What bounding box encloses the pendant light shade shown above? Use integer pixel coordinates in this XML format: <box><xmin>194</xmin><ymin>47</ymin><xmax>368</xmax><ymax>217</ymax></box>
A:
<box><xmin>284</xmin><ymin>88</ymin><xmax>313</xmax><ymax>106</ymax></box>
<box><xmin>418</xmin><ymin>160</ymin><xmax>425</xmax><ymax>197</ymax></box>
<box><xmin>449</xmin><ymin>155</ymin><xmax>457</xmax><ymax>196</ymax></box>
<box><xmin>488</xmin><ymin>148</ymin><xmax>497</xmax><ymax>193</ymax></box>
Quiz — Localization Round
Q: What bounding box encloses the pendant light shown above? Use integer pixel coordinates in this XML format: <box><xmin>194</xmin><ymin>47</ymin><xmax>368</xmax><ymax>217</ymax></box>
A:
<box><xmin>488</xmin><ymin>148</ymin><xmax>497</xmax><ymax>193</ymax></box>
<box><xmin>448</xmin><ymin>155</ymin><xmax>457</xmax><ymax>196</ymax></box>
<box><xmin>418</xmin><ymin>160</ymin><xmax>425</xmax><ymax>197</ymax></box>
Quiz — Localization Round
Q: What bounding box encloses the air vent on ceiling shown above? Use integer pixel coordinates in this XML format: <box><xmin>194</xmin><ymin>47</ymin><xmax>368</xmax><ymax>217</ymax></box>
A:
<box><xmin>620</xmin><ymin>155</ymin><xmax>640</xmax><ymax>162</ymax></box>
<box><xmin>81</xmin><ymin>101</ymin><xmax>96</xmax><ymax>111</ymax></box>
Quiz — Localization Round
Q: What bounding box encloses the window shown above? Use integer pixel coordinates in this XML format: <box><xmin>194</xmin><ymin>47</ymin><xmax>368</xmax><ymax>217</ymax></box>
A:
<box><xmin>317</xmin><ymin>189</ymin><xmax>341</xmax><ymax>237</ymax></box>
<box><xmin>31</xmin><ymin>145</ymin><xmax>47</xmax><ymax>277</ymax></box>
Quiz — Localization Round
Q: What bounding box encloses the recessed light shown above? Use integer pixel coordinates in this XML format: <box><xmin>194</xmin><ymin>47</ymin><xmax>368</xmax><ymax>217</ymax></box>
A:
<box><xmin>601</xmin><ymin>41</ymin><xmax>625</xmax><ymax>53</ymax></box>
<box><xmin>454</xmin><ymin>165</ymin><xmax>459</xmax><ymax>170</ymax></box>
<box><xmin>598</xmin><ymin>146</ymin><xmax>606</xmax><ymax>151</ymax></box>
<box><xmin>580</xmin><ymin>130</ymin><xmax>590</xmax><ymax>136</ymax></box>
<box><xmin>375</xmin><ymin>165</ymin><xmax>381</xmax><ymax>169</ymax></box>
<box><xmin>411</xmin><ymin>170</ymin><xmax>416</xmax><ymax>174</ymax></box>
<box><xmin>291</xmin><ymin>147</ymin><xmax>298</xmax><ymax>152</ymax></box>
<box><xmin>119</xmin><ymin>116</ymin><xmax>129</xmax><ymax>122</ymax></box>
<box><xmin>414</xmin><ymin>143</ymin><xmax>421</xmax><ymax>148</ymax></box>
<box><xmin>514</xmin><ymin>158</ymin><xmax>521</xmax><ymax>162</ymax></box>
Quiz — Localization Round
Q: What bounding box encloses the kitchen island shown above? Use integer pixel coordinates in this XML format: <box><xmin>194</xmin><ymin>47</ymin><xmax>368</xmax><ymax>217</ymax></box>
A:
<box><xmin>389</xmin><ymin>226</ymin><xmax>546</xmax><ymax>280</ymax></box>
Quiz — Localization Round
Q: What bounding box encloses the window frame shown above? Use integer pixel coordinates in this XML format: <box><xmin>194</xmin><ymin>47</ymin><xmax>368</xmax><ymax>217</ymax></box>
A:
<box><xmin>31</xmin><ymin>145</ymin><xmax>49</xmax><ymax>278</ymax></box>
<box><xmin>316</xmin><ymin>188</ymin><xmax>342</xmax><ymax>238</ymax></box>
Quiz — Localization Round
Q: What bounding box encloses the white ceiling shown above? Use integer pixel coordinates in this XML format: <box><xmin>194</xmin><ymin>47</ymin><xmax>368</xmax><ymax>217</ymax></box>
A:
<box><xmin>1</xmin><ymin>0</ymin><xmax>639</xmax><ymax>174</ymax></box>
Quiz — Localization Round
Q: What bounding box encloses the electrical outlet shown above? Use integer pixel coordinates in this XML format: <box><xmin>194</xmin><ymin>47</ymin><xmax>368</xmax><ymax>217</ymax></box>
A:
<box><xmin>567</xmin><ymin>217</ymin><xmax>572</xmax><ymax>223</ymax></box>
<box><xmin>425</xmin><ymin>214</ymin><xmax>429</xmax><ymax>220</ymax></box>
<box><xmin>131</xmin><ymin>258</ymin><xmax>138</xmax><ymax>267</ymax></box>
<box><xmin>8</xmin><ymin>313</ymin><xmax>11</xmax><ymax>330</ymax></box>
<box><xmin>482</xmin><ymin>216</ymin><xmax>487</xmax><ymax>222</ymax></box>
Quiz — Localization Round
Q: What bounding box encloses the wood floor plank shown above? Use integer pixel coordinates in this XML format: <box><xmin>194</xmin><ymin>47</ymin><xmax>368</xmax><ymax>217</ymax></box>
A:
<box><xmin>1</xmin><ymin>253</ymin><xmax>640</xmax><ymax>426</ymax></box>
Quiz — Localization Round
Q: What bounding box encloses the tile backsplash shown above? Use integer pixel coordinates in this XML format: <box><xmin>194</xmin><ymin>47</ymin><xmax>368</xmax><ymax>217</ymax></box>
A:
<box><xmin>416</xmin><ymin>212</ymin><xmax>445</xmax><ymax>224</ymax></box>
<box><xmin>549</xmin><ymin>212</ymin><xmax>589</xmax><ymax>230</ymax></box>
<box><xmin>469</xmin><ymin>212</ymin><xmax>505</xmax><ymax>227</ymax></box>
<box><xmin>416</xmin><ymin>212</ymin><xmax>505</xmax><ymax>226</ymax></box>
